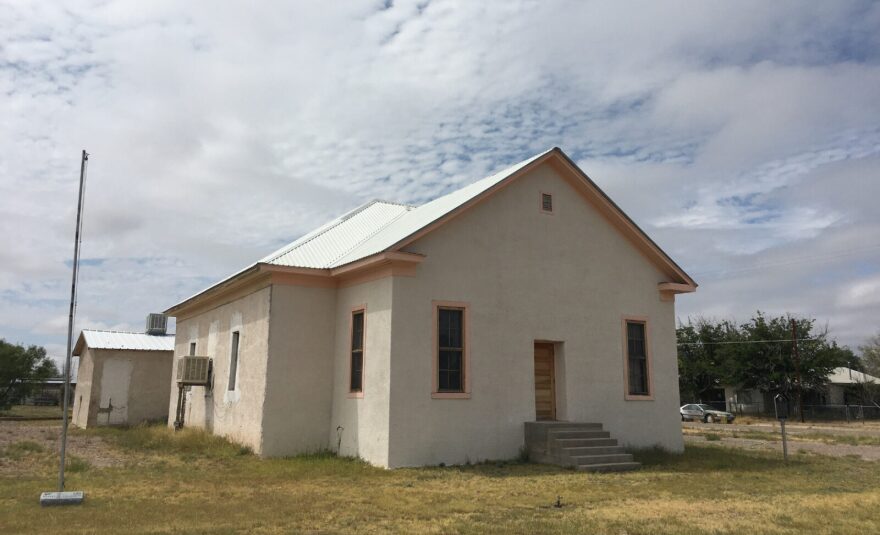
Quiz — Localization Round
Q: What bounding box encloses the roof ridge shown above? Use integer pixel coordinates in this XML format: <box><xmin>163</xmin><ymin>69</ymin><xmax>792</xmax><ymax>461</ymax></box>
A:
<box><xmin>262</xmin><ymin>200</ymin><xmax>383</xmax><ymax>264</ymax></box>
<box><xmin>326</xmin><ymin>203</ymin><xmax>414</xmax><ymax>266</ymax></box>
<box><xmin>83</xmin><ymin>329</ymin><xmax>174</xmax><ymax>336</ymax></box>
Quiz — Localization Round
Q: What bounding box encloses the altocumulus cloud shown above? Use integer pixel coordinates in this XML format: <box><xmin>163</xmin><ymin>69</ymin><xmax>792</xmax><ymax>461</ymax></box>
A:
<box><xmin>1</xmin><ymin>0</ymin><xmax>879</xmax><ymax>364</ymax></box>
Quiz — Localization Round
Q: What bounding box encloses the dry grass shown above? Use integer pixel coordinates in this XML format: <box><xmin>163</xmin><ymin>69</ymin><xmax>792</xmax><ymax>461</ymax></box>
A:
<box><xmin>1</xmin><ymin>423</ymin><xmax>878</xmax><ymax>534</ymax></box>
<box><xmin>684</xmin><ymin>426</ymin><xmax>880</xmax><ymax>446</ymax></box>
<box><xmin>0</xmin><ymin>405</ymin><xmax>67</xmax><ymax>419</ymax></box>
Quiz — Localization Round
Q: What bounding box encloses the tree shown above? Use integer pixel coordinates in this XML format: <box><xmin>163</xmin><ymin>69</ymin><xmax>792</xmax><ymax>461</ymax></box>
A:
<box><xmin>0</xmin><ymin>339</ymin><xmax>60</xmax><ymax>408</ymax></box>
<box><xmin>676</xmin><ymin>317</ymin><xmax>739</xmax><ymax>402</ymax></box>
<box><xmin>677</xmin><ymin>312</ymin><xmax>852</xmax><ymax>416</ymax></box>
<box><xmin>860</xmin><ymin>331</ymin><xmax>880</xmax><ymax>378</ymax></box>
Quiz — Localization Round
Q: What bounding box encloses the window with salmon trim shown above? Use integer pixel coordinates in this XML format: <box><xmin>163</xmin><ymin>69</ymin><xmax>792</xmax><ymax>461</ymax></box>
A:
<box><xmin>350</xmin><ymin>309</ymin><xmax>365</xmax><ymax>394</ymax></box>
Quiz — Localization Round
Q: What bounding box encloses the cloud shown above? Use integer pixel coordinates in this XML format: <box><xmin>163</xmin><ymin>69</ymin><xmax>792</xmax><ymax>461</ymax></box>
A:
<box><xmin>1</xmin><ymin>0</ymin><xmax>879</xmax><ymax>353</ymax></box>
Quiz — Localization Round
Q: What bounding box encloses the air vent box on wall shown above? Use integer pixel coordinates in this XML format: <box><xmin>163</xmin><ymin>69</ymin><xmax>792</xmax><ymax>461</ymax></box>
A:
<box><xmin>176</xmin><ymin>356</ymin><xmax>211</xmax><ymax>385</ymax></box>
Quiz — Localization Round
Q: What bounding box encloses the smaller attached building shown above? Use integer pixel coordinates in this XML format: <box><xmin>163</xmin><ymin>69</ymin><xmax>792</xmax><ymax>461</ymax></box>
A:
<box><xmin>72</xmin><ymin>326</ymin><xmax>174</xmax><ymax>428</ymax></box>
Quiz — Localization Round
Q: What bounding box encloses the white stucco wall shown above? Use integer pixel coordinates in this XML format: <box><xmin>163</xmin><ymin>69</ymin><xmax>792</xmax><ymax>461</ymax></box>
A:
<box><xmin>72</xmin><ymin>347</ymin><xmax>94</xmax><ymax>428</ymax></box>
<box><xmin>386</xmin><ymin>161</ymin><xmax>684</xmax><ymax>467</ymax></box>
<box><xmin>167</xmin><ymin>285</ymin><xmax>272</xmax><ymax>453</ymax></box>
<box><xmin>328</xmin><ymin>277</ymin><xmax>394</xmax><ymax>467</ymax></box>
<box><xmin>72</xmin><ymin>347</ymin><xmax>172</xmax><ymax>428</ymax></box>
<box><xmin>261</xmin><ymin>284</ymin><xmax>337</xmax><ymax>457</ymax></box>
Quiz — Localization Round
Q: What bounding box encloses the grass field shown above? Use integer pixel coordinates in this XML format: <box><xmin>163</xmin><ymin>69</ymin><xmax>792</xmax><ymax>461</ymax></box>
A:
<box><xmin>1</xmin><ymin>424</ymin><xmax>879</xmax><ymax>534</ymax></box>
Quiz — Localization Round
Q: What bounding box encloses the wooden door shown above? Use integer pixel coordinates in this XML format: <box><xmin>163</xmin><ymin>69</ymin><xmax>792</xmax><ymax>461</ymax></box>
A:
<box><xmin>534</xmin><ymin>343</ymin><xmax>556</xmax><ymax>421</ymax></box>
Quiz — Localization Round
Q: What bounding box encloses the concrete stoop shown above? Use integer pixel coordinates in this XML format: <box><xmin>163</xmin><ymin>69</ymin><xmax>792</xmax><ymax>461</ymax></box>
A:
<box><xmin>524</xmin><ymin>421</ymin><xmax>641</xmax><ymax>473</ymax></box>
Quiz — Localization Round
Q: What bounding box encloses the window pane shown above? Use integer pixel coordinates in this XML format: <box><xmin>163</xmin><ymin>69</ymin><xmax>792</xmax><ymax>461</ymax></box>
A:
<box><xmin>626</xmin><ymin>322</ymin><xmax>648</xmax><ymax>395</ymax></box>
<box><xmin>351</xmin><ymin>312</ymin><xmax>364</xmax><ymax>351</ymax></box>
<box><xmin>228</xmin><ymin>331</ymin><xmax>240</xmax><ymax>391</ymax></box>
<box><xmin>350</xmin><ymin>351</ymin><xmax>363</xmax><ymax>392</ymax></box>
<box><xmin>438</xmin><ymin>349</ymin><xmax>463</xmax><ymax>392</ymax></box>
<box><xmin>350</xmin><ymin>311</ymin><xmax>365</xmax><ymax>392</ymax></box>
<box><xmin>542</xmin><ymin>193</ymin><xmax>552</xmax><ymax>211</ymax></box>
<box><xmin>439</xmin><ymin>308</ymin><xmax>463</xmax><ymax>348</ymax></box>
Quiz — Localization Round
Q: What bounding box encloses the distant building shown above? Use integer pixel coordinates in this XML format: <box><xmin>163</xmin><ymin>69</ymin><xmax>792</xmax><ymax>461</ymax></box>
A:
<box><xmin>724</xmin><ymin>367</ymin><xmax>880</xmax><ymax>414</ymax></box>
<box><xmin>19</xmin><ymin>361</ymin><xmax>77</xmax><ymax>406</ymax></box>
<box><xmin>71</xmin><ymin>315</ymin><xmax>174</xmax><ymax>427</ymax></box>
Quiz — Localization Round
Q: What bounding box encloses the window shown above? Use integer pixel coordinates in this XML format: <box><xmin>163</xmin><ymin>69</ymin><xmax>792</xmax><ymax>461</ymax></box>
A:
<box><xmin>228</xmin><ymin>331</ymin><xmax>240</xmax><ymax>391</ymax></box>
<box><xmin>350</xmin><ymin>309</ymin><xmax>365</xmax><ymax>394</ymax></box>
<box><xmin>437</xmin><ymin>307</ymin><xmax>465</xmax><ymax>392</ymax></box>
<box><xmin>624</xmin><ymin>319</ymin><xmax>651</xmax><ymax>398</ymax></box>
<box><xmin>541</xmin><ymin>193</ymin><xmax>553</xmax><ymax>213</ymax></box>
<box><xmin>189</xmin><ymin>342</ymin><xmax>196</xmax><ymax>356</ymax></box>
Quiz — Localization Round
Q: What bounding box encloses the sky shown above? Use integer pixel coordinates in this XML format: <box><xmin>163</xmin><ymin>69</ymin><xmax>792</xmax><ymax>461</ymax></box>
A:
<box><xmin>2</xmin><ymin>1</ymin><xmax>879</xmax><ymax>367</ymax></box>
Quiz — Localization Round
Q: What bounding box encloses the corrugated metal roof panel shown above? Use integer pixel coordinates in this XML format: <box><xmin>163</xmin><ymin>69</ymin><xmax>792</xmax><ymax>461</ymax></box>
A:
<box><xmin>261</xmin><ymin>200</ymin><xmax>412</xmax><ymax>268</ymax></box>
<box><xmin>80</xmin><ymin>330</ymin><xmax>175</xmax><ymax>352</ymax></box>
<box><xmin>828</xmin><ymin>367</ymin><xmax>879</xmax><ymax>385</ymax></box>
<box><xmin>167</xmin><ymin>149</ymin><xmax>556</xmax><ymax>311</ymax></box>
<box><xmin>329</xmin><ymin>149</ymin><xmax>553</xmax><ymax>267</ymax></box>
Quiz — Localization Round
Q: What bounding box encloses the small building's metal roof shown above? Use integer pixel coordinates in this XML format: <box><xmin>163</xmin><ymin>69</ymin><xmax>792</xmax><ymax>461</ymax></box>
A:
<box><xmin>73</xmin><ymin>329</ymin><xmax>175</xmax><ymax>355</ymax></box>
<box><xmin>827</xmin><ymin>367</ymin><xmax>879</xmax><ymax>385</ymax></box>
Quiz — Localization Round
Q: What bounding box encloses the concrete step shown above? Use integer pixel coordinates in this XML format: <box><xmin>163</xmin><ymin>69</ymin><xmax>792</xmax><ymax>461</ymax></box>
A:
<box><xmin>576</xmin><ymin>462</ymin><xmax>642</xmax><ymax>473</ymax></box>
<box><xmin>561</xmin><ymin>445</ymin><xmax>626</xmax><ymax>456</ymax></box>
<box><xmin>553</xmin><ymin>437</ymin><xmax>618</xmax><ymax>448</ymax></box>
<box><xmin>570</xmin><ymin>453</ymin><xmax>634</xmax><ymax>465</ymax></box>
<box><xmin>549</xmin><ymin>430</ymin><xmax>610</xmax><ymax>440</ymax></box>
<box><xmin>532</xmin><ymin>421</ymin><xmax>604</xmax><ymax>428</ymax></box>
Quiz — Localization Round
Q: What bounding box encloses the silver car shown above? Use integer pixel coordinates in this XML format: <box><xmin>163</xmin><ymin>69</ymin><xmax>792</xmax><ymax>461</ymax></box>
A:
<box><xmin>680</xmin><ymin>403</ymin><xmax>735</xmax><ymax>423</ymax></box>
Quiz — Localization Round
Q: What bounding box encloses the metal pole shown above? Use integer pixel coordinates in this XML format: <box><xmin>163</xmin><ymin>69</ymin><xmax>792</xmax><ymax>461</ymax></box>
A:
<box><xmin>780</xmin><ymin>419</ymin><xmax>788</xmax><ymax>461</ymax></box>
<box><xmin>58</xmin><ymin>150</ymin><xmax>88</xmax><ymax>492</ymax></box>
<box><xmin>791</xmin><ymin>320</ymin><xmax>804</xmax><ymax>423</ymax></box>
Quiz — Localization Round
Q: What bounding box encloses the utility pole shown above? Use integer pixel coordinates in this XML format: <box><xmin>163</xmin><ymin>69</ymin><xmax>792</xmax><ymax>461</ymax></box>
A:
<box><xmin>792</xmin><ymin>319</ymin><xmax>804</xmax><ymax>423</ymax></box>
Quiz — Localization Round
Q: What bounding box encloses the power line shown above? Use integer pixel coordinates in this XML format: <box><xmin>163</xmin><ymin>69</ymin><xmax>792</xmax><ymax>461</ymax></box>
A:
<box><xmin>689</xmin><ymin>243</ymin><xmax>880</xmax><ymax>278</ymax></box>
<box><xmin>677</xmin><ymin>338</ymin><xmax>823</xmax><ymax>346</ymax></box>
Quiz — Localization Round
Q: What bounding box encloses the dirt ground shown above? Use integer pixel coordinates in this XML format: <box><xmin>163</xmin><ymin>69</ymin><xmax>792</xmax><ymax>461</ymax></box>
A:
<box><xmin>684</xmin><ymin>419</ymin><xmax>880</xmax><ymax>437</ymax></box>
<box><xmin>684</xmin><ymin>434</ymin><xmax>880</xmax><ymax>461</ymax></box>
<box><xmin>0</xmin><ymin>420</ymin><xmax>128</xmax><ymax>475</ymax></box>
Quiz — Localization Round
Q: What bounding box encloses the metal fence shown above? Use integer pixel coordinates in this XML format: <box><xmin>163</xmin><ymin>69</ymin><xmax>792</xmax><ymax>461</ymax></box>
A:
<box><xmin>729</xmin><ymin>402</ymin><xmax>880</xmax><ymax>421</ymax></box>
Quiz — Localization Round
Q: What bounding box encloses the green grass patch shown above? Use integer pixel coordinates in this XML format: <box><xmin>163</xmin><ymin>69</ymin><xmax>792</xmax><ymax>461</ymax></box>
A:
<box><xmin>85</xmin><ymin>423</ymin><xmax>254</xmax><ymax>460</ymax></box>
<box><xmin>1</xmin><ymin>440</ymin><xmax>45</xmax><ymax>460</ymax></box>
<box><xmin>0</xmin><ymin>405</ymin><xmax>67</xmax><ymax>419</ymax></box>
<box><xmin>704</xmin><ymin>433</ymin><xmax>722</xmax><ymax>441</ymax></box>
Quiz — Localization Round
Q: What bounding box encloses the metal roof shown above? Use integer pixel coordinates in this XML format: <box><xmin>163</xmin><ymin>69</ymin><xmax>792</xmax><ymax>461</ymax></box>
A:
<box><xmin>74</xmin><ymin>329</ymin><xmax>175</xmax><ymax>355</ymax></box>
<box><xmin>261</xmin><ymin>200</ymin><xmax>413</xmax><ymax>268</ymax></box>
<box><xmin>167</xmin><ymin>147</ymin><xmax>695</xmax><ymax>313</ymax></box>
<box><xmin>263</xmin><ymin>148</ymin><xmax>552</xmax><ymax>270</ymax></box>
<box><xmin>827</xmin><ymin>367</ymin><xmax>879</xmax><ymax>385</ymax></box>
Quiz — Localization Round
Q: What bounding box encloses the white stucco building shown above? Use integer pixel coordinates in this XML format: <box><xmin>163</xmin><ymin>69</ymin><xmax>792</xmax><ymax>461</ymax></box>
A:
<box><xmin>72</xmin><ymin>325</ymin><xmax>174</xmax><ymax>428</ymax></box>
<box><xmin>165</xmin><ymin>147</ymin><xmax>697</xmax><ymax>468</ymax></box>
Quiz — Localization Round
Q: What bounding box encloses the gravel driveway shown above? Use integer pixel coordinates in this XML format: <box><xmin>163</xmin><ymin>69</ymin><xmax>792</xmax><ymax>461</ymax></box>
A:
<box><xmin>684</xmin><ymin>434</ymin><xmax>880</xmax><ymax>461</ymax></box>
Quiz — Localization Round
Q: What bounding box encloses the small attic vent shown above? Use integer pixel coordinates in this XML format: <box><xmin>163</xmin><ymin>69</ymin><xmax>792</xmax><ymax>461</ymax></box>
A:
<box><xmin>146</xmin><ymin>313</ymin><xmax>168</xmax><ymax>335</ymax></box>
<box><xmin>541</xmin><ymin>193</ymin><xmax>553</xmax><ymax>213</ymax></box>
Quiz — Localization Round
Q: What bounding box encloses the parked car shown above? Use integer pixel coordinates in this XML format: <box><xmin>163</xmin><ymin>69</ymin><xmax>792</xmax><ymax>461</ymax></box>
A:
<box><xmin>680</xmin><ymin>404</ymin><xmax>735</xmax><ymax>423</ymax></box>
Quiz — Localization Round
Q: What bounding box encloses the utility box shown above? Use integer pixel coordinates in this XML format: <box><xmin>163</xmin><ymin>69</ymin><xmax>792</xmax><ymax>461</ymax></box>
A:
<box><xmin>176</xmin><ymin>356</ymin><xmax>211</xmax><ymax>386</ymax></box>
<box><xmin>774</xmin><ymin>393</ymin><xmax>790</xmax><ymax>420</ymax></box>
<box><xmin>146</xmin><ymin>313</ymin><xmax>168</xmax><ymax>335</ymax></box>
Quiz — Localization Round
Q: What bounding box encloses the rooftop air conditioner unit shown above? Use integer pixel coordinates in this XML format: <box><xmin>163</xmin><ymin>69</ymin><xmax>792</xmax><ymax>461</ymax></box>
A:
<box><xmin>146</xmin><ymin>313</ymin><xmax>168</xmax><ymax>335</ymax></box>
<box><xmin>176</xmin><ymin>356</ymin><xmax>211</xmax><ymax>386</ymax></box>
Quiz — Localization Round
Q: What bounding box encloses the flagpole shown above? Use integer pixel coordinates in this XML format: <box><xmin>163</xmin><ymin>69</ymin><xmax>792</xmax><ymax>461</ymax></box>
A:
<box><xmin>42</xmin><ymin>150</ymin><xmax>88</xmax><ymax>506</ymax></box>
